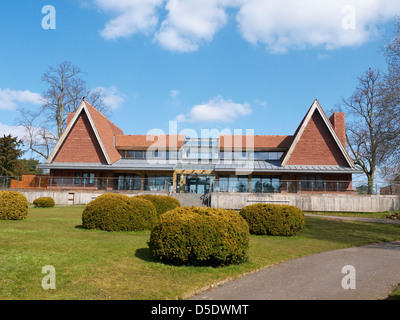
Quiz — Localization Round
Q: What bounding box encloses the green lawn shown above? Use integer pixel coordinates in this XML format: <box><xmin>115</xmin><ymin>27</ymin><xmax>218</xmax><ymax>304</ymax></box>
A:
<box><xmin>305</xmin><ymin>211</ymin><xmax>394</xmax><ymax>219</ymax></box>
<box><xmin>0</xmin><ymin>207</ymin><xmax>400</xmax><ymax>300</ymax></box>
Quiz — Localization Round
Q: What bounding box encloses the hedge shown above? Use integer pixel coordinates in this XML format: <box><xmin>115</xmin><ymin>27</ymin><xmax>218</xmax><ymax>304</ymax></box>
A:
<box><xmin>82</xmin><ymin>193</ymin><xmax>158</xmax><ymax>231</ymax></box>
<box><xmin>0</xmin><ymin>191</ymin><xmax>29</xmax><ymax>220</ymax></box>
<box><xmin>239</xmin><ymin>203</ymin><xmax>306</xmax><ymax>236</ymax></box>
<box><xmin>136</xmin><ymin>194</ymin><xmax>181</xmax><ymax>216</ymax></box>
<box><xmin>33</xmin><ymin>197</ymin><xmax>55</xmax><ymax>208</ymax></box>
<box><xmin>148</xmin><ymin>206</ymin><xmax>250</xmax><ymax>266</ymax></box>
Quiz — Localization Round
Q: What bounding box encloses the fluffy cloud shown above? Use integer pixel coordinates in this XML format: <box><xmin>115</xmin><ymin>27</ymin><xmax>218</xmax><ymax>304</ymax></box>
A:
<box><xmin>0</xmin><ymin>88</ymin><xmax>42</xmax><ymax>110</ymax></box>
<box><xmin>95</xmin><ymin>0</ymin><xmax>163</xmax><ymax>40</ymax></box>
<box><xmin>154</xmin><ymin>0</ymin><xmax>228</xmax><ymax>52</ymax></box>
<box><xmin>0</xmin><ymin>123</ymin><xmax>29</xmax><ymax>140</ymax></box>
<box><xmin>94</xmin><ymin>86</ymin><xmax>125</xmax><ymax>109</ymax></box>
<box><xmin>93</xmin><ymin>0</ymin><xmax>400</xmax><ymax>53</ymax></box>
<box><xmin>176</xmin><ymin>96</ymin><xmax>252</xmax><ymax>123</ymax></box>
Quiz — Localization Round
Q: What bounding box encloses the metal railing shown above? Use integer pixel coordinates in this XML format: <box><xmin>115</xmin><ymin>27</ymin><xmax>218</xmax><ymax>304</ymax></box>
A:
<box><xmin>211</xmin><ymin>179</ymin><xmax>400</xmax><ymax>195</ymax></box>
<box><xmin>0</xmin><ymin>176</ymin><xmax>173</xmax><ymax>192</ymax></box>
<box><xmin>1</xmin><ymin>176</ymin><xmax>400</xmax><ymax>195</ymax></box>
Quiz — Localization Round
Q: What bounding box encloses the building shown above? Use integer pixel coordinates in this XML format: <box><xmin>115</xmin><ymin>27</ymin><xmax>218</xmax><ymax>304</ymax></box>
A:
<box><xmin>37</xmin><ymin>99</ymin><xmax>363</xmax><ymax>193</ymax></box>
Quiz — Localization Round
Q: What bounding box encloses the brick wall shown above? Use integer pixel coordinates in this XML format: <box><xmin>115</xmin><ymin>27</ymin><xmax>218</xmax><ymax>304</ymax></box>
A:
<box><xmin>287</xmin><ymin>111</ymin><xmax>348</xmax><ymax>166</ymax></box>
<box><xmin>54</xmin><ymin>112</ymin><xmax>107</xmax><ymax>163</ymax></box>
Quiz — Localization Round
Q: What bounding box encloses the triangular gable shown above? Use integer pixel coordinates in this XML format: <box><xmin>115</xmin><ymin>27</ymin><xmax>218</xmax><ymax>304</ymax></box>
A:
<box><xmin>84</xmin><ymin>101</ymin><xmax>123</xmax><ymax>163</ymax></box>
<box><xmin>281</xmin><ymin>100</ymin><xmax>354</xmax><ymax>167</ymax></box>
<box><xmin>47</xmin><ymin>101</ymin><xmax>112</xmax><ymax>164</ymax></box>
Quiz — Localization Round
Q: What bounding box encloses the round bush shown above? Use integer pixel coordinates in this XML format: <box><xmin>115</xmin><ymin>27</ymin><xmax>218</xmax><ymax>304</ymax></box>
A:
<box><xmin>239</xmin><ymin>204</ymin><xmax>306</xmax><ymax>236</ymax></box>
<box><xmin>33</xmin><ymin>197</ymin><xmax>55</xmax><ymax>208</ymax></box>
<box><xmin>136</xmin><ymin>194</ymin><xmax>181</xmax><ymax>216</ymax></box>
<box><xmin>82</xmin><ymin>193</ymin><xmax>158</xmax><ymax>231</ymax></box>
<box><xmin>0</xmin><ymin>191</ymin><xmax>29</xmax><ymax>220</ymax></box>
<box><xmin>148</xmin><ymin>206</ymin><xmax>250</xmax><ymax>266</ymax></box>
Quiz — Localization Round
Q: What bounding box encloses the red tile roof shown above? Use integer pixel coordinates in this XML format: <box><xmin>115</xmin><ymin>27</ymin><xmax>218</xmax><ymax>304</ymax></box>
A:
<box><xmin>115</xmin><ymin>134</ymin><xmax>186</xmax><ymax>150</ymax></box>
<box><xmin>83</xmin><ymin>101</ymin><xmax>124</xmax><ymax>164</ymax></box>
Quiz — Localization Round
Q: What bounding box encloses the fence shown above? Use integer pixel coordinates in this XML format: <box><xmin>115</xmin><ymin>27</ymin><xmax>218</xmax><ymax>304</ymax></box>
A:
<box><xmin>0</xmin><ymin>175</ymin><xmax>173</xmax><ymax>192</ymax></box>
<box><xmin>1</xmin><ymin>175</ymin><xmax>400</xmax><ymax>195</ymax></box>
<box><xmin>211</xmin><ymin>179</ymin><xmax>400</xmax><ymax>195</ymax></box>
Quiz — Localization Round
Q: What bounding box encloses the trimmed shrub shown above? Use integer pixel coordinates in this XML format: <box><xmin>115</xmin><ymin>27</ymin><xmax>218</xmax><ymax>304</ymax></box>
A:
<box><xmin>82</xmin><ymin>193</ymin><xmax>158</xmax><ymax>231</ymax></box>
<box><xmin>33</xmin><ymin>197</ymin><xmax>55</xmax><ymax>208</ymax></box>
<box><xmin>136</xmin><ymin>194</ymin><xmax>181</xmax><ymax>217</ymax></box>
<box><xmin>148</xmin><ymin>206</ymin><xmax>250</xmax><ymax>266</ymax></box>
<box><xmin>239</xmin><ymin>204</ymin><xmax>306</xmax><ymax>236</ymax></box>
<box><xmin>0</xmin><ymin>191</ymin><xmax>29</xmax><ymax>220</ymax></box>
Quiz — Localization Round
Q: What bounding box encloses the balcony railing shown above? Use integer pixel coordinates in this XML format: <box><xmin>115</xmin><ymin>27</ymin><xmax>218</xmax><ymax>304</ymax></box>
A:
<box><xmin>0</xmin><ymin>176</ymin><xmax>173</xmax><ymax>192</ymax></box>
<box><xmin>1</xmin><ymin>176</ymin><xmax>399</xmax><ymax>195</ymax></box>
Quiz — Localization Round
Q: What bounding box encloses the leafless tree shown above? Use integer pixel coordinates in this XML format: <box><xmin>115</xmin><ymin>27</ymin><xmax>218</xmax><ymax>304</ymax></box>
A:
<box><xmin>341</xmin><ymin>69</ymin><xmax>392</xmax><ymax>194</ymax></box>
<box><xmin>17</xmin><ymin>61</ymin><xmax>111</xmax><ymax>160</ymax></box>
<box><xmin>41</xmin><ymin>61</ymin><xmax>110</xmax><ymax>138</ymax></box>
<box><xmin>15</xmin><ymin>108</ymin><xmax>57</xmax><ymax>160</ymax></box>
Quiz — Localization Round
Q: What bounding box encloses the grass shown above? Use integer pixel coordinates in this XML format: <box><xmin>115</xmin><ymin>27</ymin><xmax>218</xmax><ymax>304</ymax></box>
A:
<box><xmin>387</xmin><ymin>285</ymin><xmax>400</xmax><ymax>300</ymax></box>
<box><xmin>0</xmin><ymin>206</ymin><xmax>400</xmax><ymax>300</ymax></box>
<box><xmin>304</xmin><ymin>211</ymin><xmax>394</xmax><ymax>219</ymax></box>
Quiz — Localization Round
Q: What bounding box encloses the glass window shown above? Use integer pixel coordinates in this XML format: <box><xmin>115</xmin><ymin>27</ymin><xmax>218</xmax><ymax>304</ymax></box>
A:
<box><xmin>301</xmin><ymin>175</ymin><xmax>308</xmax><ymax>189</ymax></box>
<box><xmin>251</xmin><ymin>175</ymin><xmax>262</xmax><ymax>193</ymax></box>
<box><xmin>74</xmin><ymin>172</ymin><xmax>81</xmax><ymax>184</ymax></box>
<box><xmin>309</xmin><ymin>175</ymin><xmax>316</xmax><ymax>189</ymax></box>
<box><xmin>82</xmin><ymin>172</ymin><xmax>88</xmax><ymax>184</ymax></box>
<box><xmin>317</xmin><ymin>175</ymin><xmax>324</xmax><ymax>189</ymax></box>
<box><xmin>251</xmin><ymin>175</ymin><xmax>281</xmax><ymax>193</ymax></box>
<box><xmin>89</xmin><ymin>173</ymin><xmax>95</xmax><ymax>184</ymax></box>
<box><xmin>145</xmin><ymin>173</ymin><xmax>173</xmax><ymax>191</ymax></box>
<box><xmin>218</xmin><ymin>175</ymin><xmax>229</xmax><ymax>192</ymax></box>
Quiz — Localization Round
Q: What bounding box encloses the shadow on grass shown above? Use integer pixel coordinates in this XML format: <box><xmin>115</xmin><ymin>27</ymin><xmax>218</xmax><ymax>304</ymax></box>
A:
<box><xmin>135</xmin><ymin>247</ymin><xmax>158</xmax><ymax>263</ymax></box>
<box><xmin>304</xmin><ymin>217</ymin><xmax>400</xmax><ymax>247</ymax></box>
<box><xmin>74</xmin><ymin>225</ymin><xmax>85</xmax><ymax>229</ymax></box>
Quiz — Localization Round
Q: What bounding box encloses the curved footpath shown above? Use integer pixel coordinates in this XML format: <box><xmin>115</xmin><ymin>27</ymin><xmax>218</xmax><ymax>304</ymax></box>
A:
<box><xmin>191</xmin><ymin>215</ymin><xmax>400</xmax><ymax>300</ymax></box>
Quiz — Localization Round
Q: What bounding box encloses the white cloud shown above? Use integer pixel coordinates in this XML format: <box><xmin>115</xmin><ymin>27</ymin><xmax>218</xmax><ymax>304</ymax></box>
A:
<box><xmin>0</xmin><ymin>123</ymin><xmax>29</xmax><ymax>141</ymax></box>
<box><xmin>95</xmin><ymin>0</ymin><xmax>163</xmax><ymax>40</ymax></box>
<box><xmin>176</xmin><ymin>95</ymin><xmax>252</xmax><ymax>123</ymax></box>
<box><xmin>95</xmin><ymin>86</ymin><xmax>125</xmax><ymax>109</ymax></box>
<box><xmin>93</xmin><ymin>0</ymin><xmax>400</xmax><ymax>53</ymax></box>
<box><xmin>154</xmin><ymin>0</ymin><xmax>228</xmax><ymax>52</ymax></box>
<box><xmin>235</xmin><ymin>0</ymin><xmax>393</xmax><ymax>53</ymax></box>
<box><xmin>0</xmin><ymin>88</ymin><xmax>42</xmax><ymax>110</ymax></box>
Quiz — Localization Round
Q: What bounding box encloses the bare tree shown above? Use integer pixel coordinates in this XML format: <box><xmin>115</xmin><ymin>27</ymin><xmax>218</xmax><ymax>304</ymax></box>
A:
<box><xmin>15</xmin><ymin>108</ymin><xmax>57</xmax><ymax>159</ymax></box>
<box><xmin>381</xmin><ymin>17</ymin><xmax>400</xmax><ymax>166</ymax></box>
<box><xmin>341</xmin><ymin>69</ymin><xmax>391</xmax><ymax>194</ymax></box>
<box><xmin>17</xmin><ymin>61</ymin><xmax>111</xmax><ymax>160</ymax></box>
<box><xmin>41</xmin><ymin>61</ymin><xmax>110</xmax><ymax>138</ymax></box>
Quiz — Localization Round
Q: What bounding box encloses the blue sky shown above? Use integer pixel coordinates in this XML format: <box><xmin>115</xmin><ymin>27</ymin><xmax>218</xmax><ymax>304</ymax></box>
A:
<box><xmin>0</xmin><ymin>0</ymin><xmax>398</xmax><ymax>142</ymax></box>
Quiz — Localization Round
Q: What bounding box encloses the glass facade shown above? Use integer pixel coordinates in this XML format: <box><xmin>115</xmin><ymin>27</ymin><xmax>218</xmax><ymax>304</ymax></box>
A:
<box><xmin>115</xmin><ymin>173</ymin><xmax>141</xmax><ymax>190</ymax></box>
<box><xmin>251</xmin><ymin>175</ymin><xmax>281</xmax><ymax>193</ymax></box>
<box><xmin>218</xmin><ymin>175</ymin><xmax>248</xmax><ymax>193</ymax></box>
<box><xmin>144</xmin><ymin>173</ymin><xmax>173</xmax><ymax>191</ymax></box>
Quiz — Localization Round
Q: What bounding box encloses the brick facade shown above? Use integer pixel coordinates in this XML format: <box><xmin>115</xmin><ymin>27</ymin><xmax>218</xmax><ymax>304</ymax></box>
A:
<box><xmin>53</xmin><ymin>112</ymin><xmax>107</xmax><ymax>163</ymax></box>
<box><xmin>287</xmin><ymin>111</ymin><xmax>348</xmax><ymax>166</ymax></box>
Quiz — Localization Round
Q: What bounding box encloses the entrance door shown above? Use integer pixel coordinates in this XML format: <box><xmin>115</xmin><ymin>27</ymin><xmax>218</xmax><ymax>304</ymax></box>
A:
<box><xmin>184</xmin><ymin>175</ymin><xmax>215</xmax><ymax>194</ymax></box>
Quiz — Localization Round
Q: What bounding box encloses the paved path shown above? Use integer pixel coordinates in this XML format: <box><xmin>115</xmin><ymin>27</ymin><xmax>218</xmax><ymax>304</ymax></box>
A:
<box><xmin>191</xmin><ymin>241</ymin><xmax>400</xmax><ymax>300</ymax></box>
